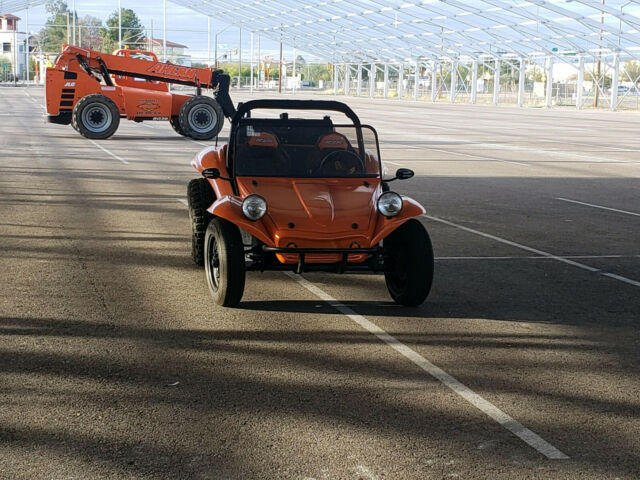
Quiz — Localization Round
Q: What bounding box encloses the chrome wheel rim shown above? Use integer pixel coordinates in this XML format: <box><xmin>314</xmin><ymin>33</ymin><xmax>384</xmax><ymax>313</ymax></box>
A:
<box><xmin>82</xmin><ymin>103</ymin><xmax>112</xmax><ymax>133</ymax></box>
<box><xmin>189</xmin><ymin>105</ymin><xmax>217</xmax><ymax>134</ymax></box>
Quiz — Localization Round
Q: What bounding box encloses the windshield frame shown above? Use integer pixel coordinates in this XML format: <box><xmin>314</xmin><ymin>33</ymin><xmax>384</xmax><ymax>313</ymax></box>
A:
<box><xmin>230</xmin><ymin>119</ymin><xmax>383</xmax><ymax>180</ymax></box>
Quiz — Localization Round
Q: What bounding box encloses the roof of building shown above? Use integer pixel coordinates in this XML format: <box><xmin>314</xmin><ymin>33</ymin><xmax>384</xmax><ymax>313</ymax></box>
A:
<box><xmin>145</xmin><ymin>37</ymin><xmax>188</xmax><ymax>49</ymax></box>
<box><xmin>0</xmin><ymin>13</ymin><xmax>20</xmax><ymax>20</ymax></box>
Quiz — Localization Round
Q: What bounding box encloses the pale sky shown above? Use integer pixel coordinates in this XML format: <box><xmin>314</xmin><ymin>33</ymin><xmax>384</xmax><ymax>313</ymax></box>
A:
<box><xmin>8</xmin><ymin>0</ymin><xmax>311</xmax><ymax>63</ymax></box>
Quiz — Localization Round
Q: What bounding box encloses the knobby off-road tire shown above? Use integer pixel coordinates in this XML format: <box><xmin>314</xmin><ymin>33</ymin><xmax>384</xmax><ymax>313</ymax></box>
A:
<box><xmin>383</xmin><ymin>219</ymin><xmax>434</xmax><ymax>306</ymax></box>
<box><xmin>169</xmin><ymin>116</ymin><xmax>186</xmax><ymax>136</ymax></box>
<box><xmin>204</xmin><ymin>218</ymin><xmax>246</xmax><ymax>307</ymax></box>
<box><xmin>188</xmin><ymin>178</ymin><xmax>215</xmax><ymax>266</ymax></box>
<box><xmin>72</xmin><ymin>94</ymin><xmax>120</xmax><ymax>139</ymax></box>
<box><xmin>178</xmin><ymin>96</ymin><xmax>224</xmax><ymax>140</ymax></box>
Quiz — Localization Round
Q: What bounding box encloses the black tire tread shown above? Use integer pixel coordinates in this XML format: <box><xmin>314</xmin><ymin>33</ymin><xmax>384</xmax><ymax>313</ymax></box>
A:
<box><xmin>205</xmin><ymin>218</ymin><xmax>246</xmax><ymax>307</ymax></box>
<box><xmin>188</xmin><ymin>178</ymin><xmax>215</xmax><ymax>266</ymax></box>
<box><xmin>72</xmin><ymin>94</ymin><xmax>120</xmax><ymax>139</ymax></box>
<box><xmin>383</xmin><ymin>219</ymin><xmax>434</xmax><ymax>306</ymax></box>
<box><xmin>178</xmin><ymin>95</ymin><xmax>224</xmax><ymax>140</ymax></box>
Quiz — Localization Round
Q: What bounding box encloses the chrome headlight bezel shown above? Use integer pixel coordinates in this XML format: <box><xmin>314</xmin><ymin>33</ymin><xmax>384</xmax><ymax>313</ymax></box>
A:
<box><xmin>377</xmin><ymin>191</ymin><xmax>403</xmax><ymax>217</ymax></box>
<box><xmin>242</xmin><ymin>194</ymin><xmax>267</xmax><ymax>221</ymax></box>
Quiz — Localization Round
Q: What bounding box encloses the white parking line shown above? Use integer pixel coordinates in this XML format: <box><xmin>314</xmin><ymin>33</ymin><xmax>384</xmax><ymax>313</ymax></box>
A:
<box><xmin>437</xmin><ymin>255</ymin><xmax>639</xmax><ymax>260</ymax></box>
<box><xmin>285</xmin><ymin>271</ymin><xmax>569</xmax><ymax>460</ymax></box>
<box><xmin>177</xmin><ymin>198</ymin><xmax>188</xmax><ymax>206</ymax></box>
<box><xmin>424</xmin><ymin>215</ymin><xmax>640</xmax><ymax>288</ymax></box>
<box><xmin>88</xmin><ymin>140</ymin><xmax>129</xmax><ymax>165</ymax></box>
<box><xmin>427</xmin><ymin>146</ymin><xmax>531</xmax><ymax>167</ymax></box>
<box><xmin>557</xmin><ymin>197</ymin><xmax>640</xmax><ymax>218</ymax></box>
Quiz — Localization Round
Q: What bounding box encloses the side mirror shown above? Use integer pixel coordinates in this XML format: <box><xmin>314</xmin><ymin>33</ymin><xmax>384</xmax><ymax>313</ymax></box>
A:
<box><xmin>395</xmin><ymin>168</ymin><xmax>414</xmax><ymax>180</ymax></box>
<box><xmin>202</xmin><ymin>167</ymin><xmax>221</xmax><ymax>179</ymax></box>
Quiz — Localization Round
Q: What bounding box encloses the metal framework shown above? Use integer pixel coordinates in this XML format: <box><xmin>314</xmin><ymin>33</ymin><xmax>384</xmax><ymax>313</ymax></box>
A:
<box><xmin>167</xmin><ymin>0</ymin><xmax>640</xmax><ymax>110</ymax></box>
<box><xmin>4</xmin><ymin>0</ymin><xmax>640</xmax><ymax>109</ymax></box>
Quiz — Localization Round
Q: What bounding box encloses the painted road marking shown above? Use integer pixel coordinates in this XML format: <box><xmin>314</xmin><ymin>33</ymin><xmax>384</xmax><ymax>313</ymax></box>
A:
<box><xmin>88</xmin><ymin>140</ymin><xmax>130</xmax><ymax>165</ymax></box>
<box><xmin>424</xmin><ymin>215</ymin><xmax>640</xmax><ymax>288</ymax></box>
<box><xmin>437</xmin><ymin>255</ymin><xmax>640</xmax><ymax>260</ymax></box>
<box><xmin>427</xmin><ymin>146</ymin><xmax>531</xmax><ymax>167</ymax></box>
<box><xmin>285</xmin><ymin>271</ymin><xmax>569</xmax><ymax>460</ymax></box>
<box><xmin>177</xmin><ymin>199</ymin><xmax>188</xmax><ymax>206</ymax></box>
<box><xmin>557</xmin><ymin>197</ymin><xmax>640</xmax><ymax>218</ymax></box>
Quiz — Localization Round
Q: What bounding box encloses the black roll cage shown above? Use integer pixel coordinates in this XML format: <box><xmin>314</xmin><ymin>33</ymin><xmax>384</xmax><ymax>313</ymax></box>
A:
<box><xmin>226</xmin><ymin>99</ymin><xmax>378</xmax><ymax>194</ymax></box>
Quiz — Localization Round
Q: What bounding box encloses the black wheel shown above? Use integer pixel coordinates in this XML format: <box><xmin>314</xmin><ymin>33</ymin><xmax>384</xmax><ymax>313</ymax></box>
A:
<box><xmin>187</xmin><ymin>178</ymin><xmax>215</xmax><ymax>266</ymax></box>
<box><xmin>72</xmin><ymin>94</ymin><xmax>120</xmax><ymax>139</ymax></box>
<box><xmin>178</xmin><ymin>96</ymin><xmax>224</xmax><ymax>140</ymax></box>
<box><xmin>383</xmin><ymin>219</ymin><xmax>434</xmax><ymax>306</ymax></box>
<box><xmin>169</xmin><ymin>116</ymin><xmax>186</xmax><ymax>136</ymax></box>
<box><xmin>204</xmin><ymin>218</ymin><xmax>246</xmax><ymax>307</ymax></box>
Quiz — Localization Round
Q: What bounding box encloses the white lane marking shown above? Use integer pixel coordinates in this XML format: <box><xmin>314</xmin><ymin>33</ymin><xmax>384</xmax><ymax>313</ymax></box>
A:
<box><xmin>437</xmin><ymin>255</ymin><xmax>639</xmax><ymax>260</ymax></box>
<box><xmin>285</xmin><ymin>271</ymin><xmax>569</xmax><ymax>460</ymax></box>
<box><xmin>557</xmin><ymin>197</ymin><xmax>640</xmax><ymax>218</ymax></box>
<box><xmin>427</xmin><ymin>146</ymin><xmax>531</xmax><ymax>167</ymax></box>
<box><xmin>88</xmin><ymin>140</ymin><xmax>129</xmax><ymax>165</ymax></box>
<box><xmin>177</xmin><ymin>198</ymin><xmax>188</xmax><ymax>206</ymax></box>
<box><xmin>424</xmin><ymin>215</ymin><xmax>640</xmax><ymax>288</ymax></box>
<box><xmin>385</xmin><ymin>161</ymin><xmax>402</xmax><ymax>166</ymax></box>
<box><xmin>472</xmin><ymin>142</ymin><xmax>638</xmax><ymax>164</ymax></box>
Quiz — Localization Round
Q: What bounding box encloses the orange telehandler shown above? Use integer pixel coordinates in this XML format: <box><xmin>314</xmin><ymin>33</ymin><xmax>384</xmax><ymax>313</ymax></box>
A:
<box><xmin>45</xmin><ymin>45</ymin><xmax>236</xmax><ymax>140</ymax></box>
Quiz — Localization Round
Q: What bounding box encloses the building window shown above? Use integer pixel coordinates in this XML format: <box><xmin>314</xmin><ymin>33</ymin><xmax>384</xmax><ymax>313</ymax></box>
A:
<box><xmin>3</xmin><ymin>43</ymin><xmax>11</xmax><ymax>53</ymax></box>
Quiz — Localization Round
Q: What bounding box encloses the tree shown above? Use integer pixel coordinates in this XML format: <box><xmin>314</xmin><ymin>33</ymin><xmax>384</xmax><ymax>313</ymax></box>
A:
<box><xmin>100</xmin><ymin>8</ymin><xmax>144</xmax><ymax>53</ymax></box>
<box><xmin>77</xmin><ymin>15</ymin><xmax>103</xmax><ymax>50</ymax></box>
<box><xmin>623</xmin><ymin>60</ymin><xmax>640</xmax><ymax>84</ymax></box>
<box><xmin>41</xmin><ymin>0</ymin><xmax>72</xmax><ymax>53</ymax></box>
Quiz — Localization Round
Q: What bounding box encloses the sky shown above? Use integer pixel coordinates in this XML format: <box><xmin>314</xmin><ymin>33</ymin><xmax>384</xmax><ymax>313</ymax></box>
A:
<box><xmin>8</xmin><ymin>0</ymin><xmax>315</xmax><ymax>64</ymax></box>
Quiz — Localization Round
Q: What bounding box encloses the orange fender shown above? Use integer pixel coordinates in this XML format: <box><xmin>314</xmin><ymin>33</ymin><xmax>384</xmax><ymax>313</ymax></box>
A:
<box><xmin>370</xmin><ymin>196</ymin><xmax>425</xmax><ymax>245</ymax></box>
<box><xmin>207</xmin><ymin>196</ymin><xmax>273</xmax><ymax>246</ymax></box>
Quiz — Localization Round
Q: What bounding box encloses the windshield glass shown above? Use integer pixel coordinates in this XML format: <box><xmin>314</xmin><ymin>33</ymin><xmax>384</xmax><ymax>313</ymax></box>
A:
<box><xmin>234</xmin><ymin>124</ymin><xmax>381</xmax><ymax>178</ymax></box>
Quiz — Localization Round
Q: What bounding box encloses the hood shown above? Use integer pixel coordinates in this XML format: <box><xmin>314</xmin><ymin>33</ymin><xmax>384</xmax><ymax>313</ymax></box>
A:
<box><xmin>236</xmin><ymin>177</ymin><xmax>380</xmax><ymax>235</ymax></box>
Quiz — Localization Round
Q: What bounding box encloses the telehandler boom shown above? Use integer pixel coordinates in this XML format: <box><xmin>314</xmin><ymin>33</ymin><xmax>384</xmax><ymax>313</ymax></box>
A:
<box><xmin>46</xmin><ymin>45</ymin><xmax>235</xmax><ymax>139</ymax></box>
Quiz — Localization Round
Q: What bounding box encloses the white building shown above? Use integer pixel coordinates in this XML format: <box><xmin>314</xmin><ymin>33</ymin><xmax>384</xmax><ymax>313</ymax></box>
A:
<box><xmin>144</xmin><ymin>38</ymin><xmax>191</xmax><ymax>66</ymax></box>
<box><xmin>0</xmin><ymin>14</ymin><xmax>27</xmax><ymax>79</ymax></box>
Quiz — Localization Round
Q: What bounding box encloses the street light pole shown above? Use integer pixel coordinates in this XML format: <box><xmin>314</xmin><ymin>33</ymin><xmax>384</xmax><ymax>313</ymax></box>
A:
<box><xmin>118</xmin><ymin>0</ymin><xmax>122</xmax><ymax>49</ymax></box>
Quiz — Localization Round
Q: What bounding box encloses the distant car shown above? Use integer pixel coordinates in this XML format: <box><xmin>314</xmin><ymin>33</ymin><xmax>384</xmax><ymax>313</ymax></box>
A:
<box><xmin>187</xmin><ymin>99</ymin><xmax>435</xmax><ymax>307</ymax></box>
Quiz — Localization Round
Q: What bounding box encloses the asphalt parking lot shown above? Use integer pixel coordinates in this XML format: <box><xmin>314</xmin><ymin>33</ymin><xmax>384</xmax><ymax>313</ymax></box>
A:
<box><xmin>1</xmin><ymin>86</ymin><xmax>639</xmax><ymax>479</ymax></box>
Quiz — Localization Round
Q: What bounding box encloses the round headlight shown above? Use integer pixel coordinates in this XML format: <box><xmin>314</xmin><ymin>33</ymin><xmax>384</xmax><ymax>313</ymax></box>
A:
<box><xmin>242</xmin><ymin>194</ymin><xmax>267</xmax><ymax>221</ymax></box>
<box><xmin>377</xmin><ymin>192</ymin><xmax>403</xmax><ymax>217</ymax></box>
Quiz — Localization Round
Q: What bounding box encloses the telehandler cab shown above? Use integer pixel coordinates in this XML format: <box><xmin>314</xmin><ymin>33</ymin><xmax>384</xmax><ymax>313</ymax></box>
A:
<box><xmin>45</xmin><ymin>45</ymin><xmax>235</xmax><ymax>139</ymax></box>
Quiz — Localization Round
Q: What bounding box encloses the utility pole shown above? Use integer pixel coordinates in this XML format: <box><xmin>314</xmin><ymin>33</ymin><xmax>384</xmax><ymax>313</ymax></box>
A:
<box><xmin>278</xmin><ymin>41</ymin><xmax>283</xmax><ymax>93</ymax></box>
<box><xmin>257</xmin><ymin>33</ymin><xmax>261</xmax><ymax>88</ymax></box>
<box><xmin>238</xmin><ymin>24</ymin><xmax>242</xmax><ymax>88</ymax></box>
<box><xmin>72</xmin><ymin>0</ymin><xmax>75</xmax><ymax>45</ymax></box>
<box><xmin>163</xmin><ymin>0</ymin><xmax>167</xmax><ymax>62</ymax></box>
<box><xmin>118</xmin><ymin>0</ymin><xmax>122</xmax><ymax>49</ymax></box>
<box><xmin>594</xmin><ymin>0</ymin><xmax>604</xmax><ymax>107</ymax></box>
<box><xmin>66</xmin><ymin>12</ymin><xmax>70</xmax><ymax>44</ymax></box>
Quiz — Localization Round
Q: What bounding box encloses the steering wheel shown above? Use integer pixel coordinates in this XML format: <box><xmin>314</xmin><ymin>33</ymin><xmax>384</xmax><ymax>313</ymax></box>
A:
<box><xmin>316</xmin><ymin>150</ymin><xmax>365</xmax><ymax>176</ymax></box>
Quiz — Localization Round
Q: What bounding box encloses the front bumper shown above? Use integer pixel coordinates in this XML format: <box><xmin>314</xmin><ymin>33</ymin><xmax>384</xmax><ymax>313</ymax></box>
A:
<box><xmin>257</xmin><ymin>245</ymin><xmax>384</xmax><ymax>274</ymax></box>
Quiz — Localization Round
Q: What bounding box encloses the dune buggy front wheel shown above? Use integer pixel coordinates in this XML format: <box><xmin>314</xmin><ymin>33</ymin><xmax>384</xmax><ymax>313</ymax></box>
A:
<box><xmin>383</xmin><ymin>219</ymin><xmax>434</xmax><ymax>306</ymax></box>
<box><xmin>204</xmin><ymin>218</ymin><xmax>246</xmax><ymax>307</ymax></box>
<box><xmin>188</xmin><ymin>178</ymin><xmax>215</xmax><ymax>266</ymax></box>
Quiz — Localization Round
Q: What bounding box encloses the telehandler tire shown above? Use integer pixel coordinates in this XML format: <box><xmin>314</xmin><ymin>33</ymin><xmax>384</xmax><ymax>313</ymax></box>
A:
<box><xmin>179</xmin><ymin>96</ymin><xmax>224</xmax><ymax>140</ymax></box>
<box><xmin>72</xmin><ymin>94</ymin><xmax>120</xmax><ymax>139</ymax></box>
<box><xmin>169</xmin><ymin>116</ymin><xmax>186</xmax><ymax>136</ymax></box>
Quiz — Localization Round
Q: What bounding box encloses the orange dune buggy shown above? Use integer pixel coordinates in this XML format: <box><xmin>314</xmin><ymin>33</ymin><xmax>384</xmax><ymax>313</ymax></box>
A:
<box><xmin>188</xmin><ymin>100</ymin><xmax>434</xmax><ymax>307</ymax></box>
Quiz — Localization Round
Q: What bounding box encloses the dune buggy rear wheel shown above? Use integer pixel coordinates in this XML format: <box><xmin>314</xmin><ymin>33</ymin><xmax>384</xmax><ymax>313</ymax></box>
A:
<box><xmin>383</xmin><ymin>219</ymin><xmax>434</xmax><ymax>306</ymax></box>
<box><xmin>187</xmin><ymin>178</ymin><xmax>215</xmax><ymax>266</ymax></box>
<box><xmin>72</xmin><ymin>94</ymin><xmax>120</xmax><ymax>139</ymax></box>
<box><xmin>178</xmin><ymin>96</ymin><xmax>224</xmax><ymax>140</ymax></box>
<box><xmin>204</xmin><ymin>218</ymin><xmax>246</xmax><ymax>307</ymax></box>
